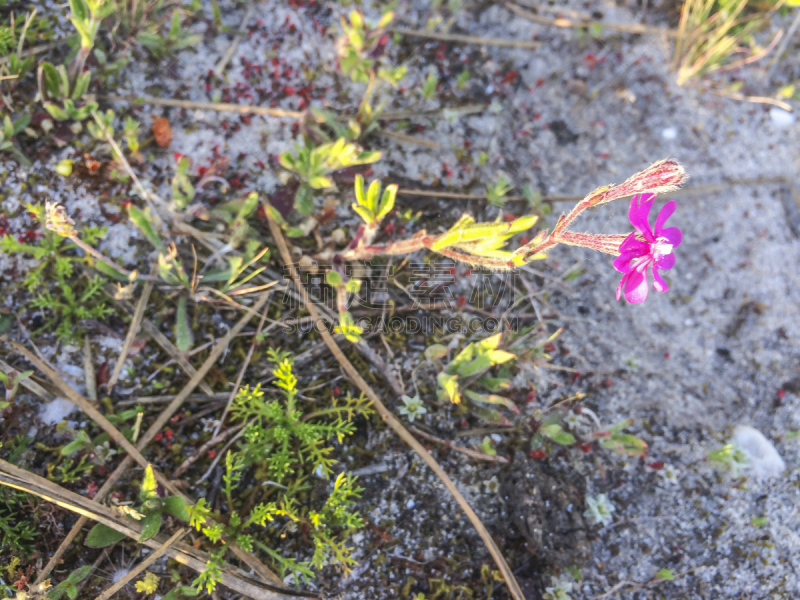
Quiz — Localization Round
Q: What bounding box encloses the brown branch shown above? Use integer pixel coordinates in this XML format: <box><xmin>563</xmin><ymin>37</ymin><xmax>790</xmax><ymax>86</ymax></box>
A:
<box><xmin>265</xmin><ymin>210</ymin><xmax>526</xmax><ymax>600</ymax></box>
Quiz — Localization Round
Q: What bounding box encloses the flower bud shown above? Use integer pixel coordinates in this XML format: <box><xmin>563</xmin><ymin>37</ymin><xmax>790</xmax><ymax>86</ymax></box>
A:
<box><xmin>586</xmin><ymin>159</ymin><xmax>686</xmax><ymax>207</ymax></box>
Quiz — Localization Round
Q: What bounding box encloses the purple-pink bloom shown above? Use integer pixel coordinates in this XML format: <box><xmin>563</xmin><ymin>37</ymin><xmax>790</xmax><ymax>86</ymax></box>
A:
<box><xmin>613</xmin><ymin>193</ymin><xmax>682</xmax><ymax>304</ymax></box>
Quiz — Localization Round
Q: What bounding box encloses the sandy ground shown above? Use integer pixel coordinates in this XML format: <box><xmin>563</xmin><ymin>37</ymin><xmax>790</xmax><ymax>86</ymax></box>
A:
<box><xmin>3</xmin><ymin>0</ymin><xmax>800</xmax><ymax>598</ymax></box>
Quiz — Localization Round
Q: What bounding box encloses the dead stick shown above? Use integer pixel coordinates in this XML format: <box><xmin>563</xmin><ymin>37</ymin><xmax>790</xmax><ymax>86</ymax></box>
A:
<box><xmin>93</xmin><ymin>528</ymin><xmax>188</xmax><ymax>600</ymax></box>
<box><xmin>103</xmin><ymin>95</ymin><xmax>305</xmax><ymax>119</ymax></box>
<box><xmin>265</xmin><ymin>211</ymin><xmax>525</xmax><ymax>600</ymax></box>
<box><xmin>389</xmin><ymin>26</ymin><xmax>542</xmax><ymax>48</ymax></box>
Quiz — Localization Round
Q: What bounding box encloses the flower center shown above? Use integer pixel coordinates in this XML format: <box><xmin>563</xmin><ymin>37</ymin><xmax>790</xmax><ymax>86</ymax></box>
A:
<box><xmin>652</xmin><ymin>237</ymin><xmax>673</xmax><ymax>259</ymax></box>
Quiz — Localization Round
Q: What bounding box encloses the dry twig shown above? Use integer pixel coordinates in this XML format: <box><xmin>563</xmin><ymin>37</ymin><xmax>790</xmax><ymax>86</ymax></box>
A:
<box><xmin>107</xmin><ymin>276</ymin><xmax>155</xmax><ymax>393</ymax></box>
<box><xmin>409</xmin><ymin>425</ymin><xmax>509</xmax><ymax>464</ymax></box>
<box><xmin>389</xmin><ymin>26</ymin><xmax>542</xmax><ymax>48</ymax></box>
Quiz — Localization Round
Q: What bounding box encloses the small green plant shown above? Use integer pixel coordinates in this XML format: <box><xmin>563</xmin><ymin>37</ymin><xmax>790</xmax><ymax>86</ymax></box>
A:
<box><xmin>337</xmin><ymin>10</ymin><xmax>406</xmax><ymax>86</ymax></box>
<box><xmin>45</xmin><ymin>565</ymin><xmax>93</xmax><ymax>600</ymax></box>
<box><xmin>672</xmin><ymin>0</ymin><xmax>779</xmax><ymax>86</ymax></box>
<box><xmin>593</xmin><ymin>418</ymin><xmax>648</xmax><ymax>456</ymax></box>
<box><xmin>0</xmin><ymin>203</ymin><xmax>112</xmax><ymax>341</ymax></box>
<box><xmin>190</xmin><ymin>349</ymin><xmax>373</xmax><ymax>584</ymax></box>
<box><xmin>279</xmin><ymin>137</ymin><xmax>381</xmax><ymax>215</ymax></box>
<box><xmin>486</xmin><ymin>172</ymin><xmax>514</xmax><ymax>207</ymax></box>
<box><xmin>38</xmin><ymin>62</ymin><xmax>96</xmax><ymax>121</ymax></box>
<box><xmin>86</xmin><ymin>464</ymin><xmax>191</xmax><ymax>548</ymax></box>
<box><xmin>422</xmin><ymin>69</ymin><xmax>438</xmax><ymax>99</ymax></box>
<box><xmin>137</xmin><ymin>10</ymin><xmax>201</xmax><ymax>58</ymax></box>
<box><xmin>432</xmin><ymin>333</ymin><xmax>519</xmax><ymax>424</ymax></box>
<box><xmin>67</xmin><ymin>0</ymin><xmax>115</xmax><ymax>78</ymax></box>
<box><xmin>583</xmin><ymin>493</ymin><xmax>615</xmax><ymax>526</ymax></box>
<box><xmin>0</xmin><ymin>113</ymin><xmax>31</xmax><ymax>165</ymax></box>
<box><xmin>0</xmin><ymin>488</ymin><xmax>39</xmax><ymax>557</ymax></box>
<box><xmin>708</xmin><ymin>443</ymin><xmax>749</xmax><ymax>476</ymax></box>
<box><xmin>0</xmin><ymin>368</ymin><xmax>33</xmax><ymax>410</ymax></box>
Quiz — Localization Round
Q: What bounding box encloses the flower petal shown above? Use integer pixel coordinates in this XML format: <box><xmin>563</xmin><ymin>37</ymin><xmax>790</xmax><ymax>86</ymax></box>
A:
<box><xmin>616</xmin><ymin>271</ymin><xmax>630</xmax><ymax>301</ymax></box>
<box><xmin>613</xmin><ymin>251</ymin><xmax>638</xmax><ymax>273</ymax></box>
<box><xmin>654</xmin><ymin>252</ymin><xmax>675</xmax><ymax>271</ymax></box>
<box><xmin>624</xmin><ymin>267</ymin><xmax>649</xmax><ymax>303</ymax></box>
<box><xmin>628</xmin><ymin>194</ymin><xmax>655</xmax><ymax>242</ymax></box>
<box><xmin>652</xmin><ymin>267</ymin><xmax>669</xmax><ymax>293</ymax></box>
<box><xmin>619</xmin><ymin>233</ymin><xmax>650</xmax><ymax>255</ymax></box>
<box><xmin>654</xmin><ymin>200</ymin><xmax>676</xmax><ymax>236</ymax></box>
<box><xmin>659</xmin><ymin>226</ymin><xmax>682</xmax><ymax>248</ymax></box>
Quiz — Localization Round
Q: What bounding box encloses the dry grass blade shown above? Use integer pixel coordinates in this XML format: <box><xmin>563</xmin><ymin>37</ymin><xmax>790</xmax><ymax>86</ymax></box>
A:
<box><xmin>93</xmin><ymin>528</ymin><xmax>188</xmax><ymax>600</ymax></box>
<box><xmin>504</xmin><ymin>2</ymin><xmax>676</xmax><ymax>37</ymax></box>
<box><xmin>83</xmin><ymin>336</ymin><xmax>97</xmax><ymax>402</ymax></box>
<box><xmin>172</xmin><ymin>422</ymin><xmax>246</xmax><ymax>479</ymax></box>
<box><xmin>103</xmin><ymin>283</ymin><xmax>216</xmax><ymax>396</ymax></box>
<box><xmin>107</xmin><ymin>276</ymin><xmax>155</xmax><ymax>393</ymax></box>
<box><xmin>671</xmin><ymin>0</ymin><xmax>785</xmax><ymax>86</ymax></box>
<box><xmin>265</xmin><ymin>211</ymin><xmax>526</xmax><ymax>600</ymax></box>
<box><xmin>389</xmin><ymin>26</ymin><xmax>542</xmax><ymax>48</ymax></box>
<box><xmin>0</xmin><ymin>459</ymin><xmax>307</xmax><ymax>600</ymax></box>
<box><xmin>213</xmin><ymin>301</ymin><xmax>270</xmax><ymax>439</ymax></box>
<box><xmin>214</xmin><ymin>3</ymin><xmax>255</xmax><ymax>76</ymax></box>
<box><xmin>104</xmin><ymin>94</ymin><xmax>305</xmax><ymax>118</ymax></box>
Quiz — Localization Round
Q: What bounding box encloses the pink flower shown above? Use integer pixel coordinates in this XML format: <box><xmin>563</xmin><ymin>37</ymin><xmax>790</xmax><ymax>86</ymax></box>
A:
<box><xmin>613</xmin><ymin>193</ymin><xmax>682</xmax><ymax>303</ymax></box>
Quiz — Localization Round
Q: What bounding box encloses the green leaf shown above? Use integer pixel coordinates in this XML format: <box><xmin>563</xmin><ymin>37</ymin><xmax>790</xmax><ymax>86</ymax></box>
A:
<box><xmin>175</xmin><ymin>295</ymin><xmax>193</xmax><ymax>354</ymax></box>
<box><xmin>308</xmin><ymin>176</ymin><xmax>334</xmax><ymax>189</ymax></box>
<box><xmin>294</xmin><ymin>183</ymin><xmax>314</xmax><ymax>215</ymax></box>
<box><xmin>464</xmin><ymin>389</ymin><xmax>519</xmax><ymax>413</ymax></box>
<box><xmin>750</xmin><ymin>516</ymin><xmax>768</xmax><ymax>527</ymax></box>
<box><xmin>71</xmin><ymin>72</ymin><xmax>92</xmax><ymax>100</ymax></box>
<box><xmin>376</xmin><ymin>184</ymin><xmax>397</xmax><ymax>221</ymax></box>
<box><xmin>128</xmin><ymin>206</ymin><xmax>165</xmax><ymax>252</ymax></box>
<box><xmin>437</xmin><ymin>371</ymin><xmax>460</xmax><ymax>404</ymax></box>
<box><xmin>44</xmin><ymin>103</ymin><xmax>69</xmax><ymax>121</ymax></box>
<box><xmin>285</xmin><ymin>227</ymin><xmax>305</xmax><ymax>238</ymax></box>
<box><xmin>41</xmin><ymin>62</ymin><xmax>61</xmax><ymax>97</ymax></box>
<box><xmin>326</xmin><ymin>270</ymin><xmax>342</xmax><ymax>286</ymax></box>
<box><xmin>85</xmin><ymin>523</ymin><xmax>127</xmax><ymax>547</ymax></box>
<box><xmin>67</xmin><ymin>565</ymin><xmax>93</xmax><ymax>584</ymax></box>
<box><xmin>140</xmin><ymin>464</ymin><xmax>158</xmax><ymax>502</ymax></box>
<box><xmin>163</xmin><ymin>496</ymin><xmax>191</xmax><ymax>521</ymax></box>
<box><xmin>549</xmin><ymin>431</ymin><xmax>576</xmax><ymax>445</ymax></box>
<box><xmin>365</xmin><ymin>179</ymin><xmax>381</xmax><ymax>214</ymax></box>
<box><xmin>656</xmin><ymin>568</ymin><xmax>675</xmax><ymax>581</ymax></box>
<box><xmin>354</xmin><ymin>174</ymin><xmax>366</xmax><ymax>207</ymax></box>
<box><xmin>139</xmin><ymin>509</ymin><xmax>163</xmax><ymax>541</ymax></box>
<box><xmin>424</xmin><ymin>344</ymin><xmax>449</xmax><ymax>360</ymax></box>
<box><xmin>94</xmin><ymin>259</ymin><xmax>129</xmax><ymax>281</ymax></box>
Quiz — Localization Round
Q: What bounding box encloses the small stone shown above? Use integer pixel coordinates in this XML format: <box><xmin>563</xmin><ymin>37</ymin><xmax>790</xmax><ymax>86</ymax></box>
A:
<box><xmin>732</xmin><ymin>425</ymin><xmax>785</xmax><ymax>479</ymax></box>
<box><xmin>769</xmin><ymin>107</ymin><xmax>795</xmax><ymax>128</ymax></box>
<box><xmin>662</xmin><ymin>127</ymin><xmax>677</xmax><ymax>140</ymax></box>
